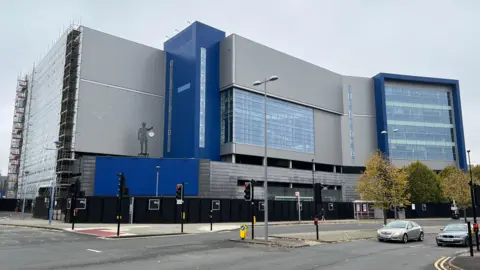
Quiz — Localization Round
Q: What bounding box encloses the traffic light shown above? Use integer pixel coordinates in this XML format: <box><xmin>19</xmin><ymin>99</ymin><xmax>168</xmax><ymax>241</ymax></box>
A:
<box><xmin>244</xmin><ymin>182</ymin><xmax>252</xmax><ymax>201</ymax></box>
<box><xmin>117</xmin><ymin>173</ymin><xmax>126</xmax><ymax>197</ymax></box>
<box><xmin>176</xmin><ymin>184</ymin><xmax>183</xmax><ymax>201</ymax></box>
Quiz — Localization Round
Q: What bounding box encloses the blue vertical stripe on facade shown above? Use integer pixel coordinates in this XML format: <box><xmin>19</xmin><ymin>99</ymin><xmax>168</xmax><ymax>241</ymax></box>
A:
<box><xmin>373</xmin><ymin>74</ymin><xmax>389</xmax><ymax>157</ymax></box>
<box><xmin>163</xmin><ymin>21</ymin><xmax>225</xmax><ymax>161</ymax></box>
<box><xmin>94</xmin><ymin>157</ymin><xmax>199</xmax><ymax>196</ymax></box>
<box><xmin>373</xmin><ymin>73</ymin><xmax>467</xmax><ymax>171</ymax></box>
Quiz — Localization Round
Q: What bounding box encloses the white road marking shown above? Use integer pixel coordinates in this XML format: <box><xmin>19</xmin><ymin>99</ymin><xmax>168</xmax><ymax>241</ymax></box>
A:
<box><xmin>409</xmin><ymin>244</ymin><xmax>423</xmax><ymax>248</ymax></box>
<box><xmin>86</xmin><ymin>249</ymin><xmax>102</xmax><ymax>253</ymax></box>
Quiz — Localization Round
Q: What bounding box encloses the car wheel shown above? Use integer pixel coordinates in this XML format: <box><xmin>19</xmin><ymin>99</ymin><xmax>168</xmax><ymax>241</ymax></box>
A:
<box><xmin>378</xmin><ymin>238</ymin><xmax>383</xmax><ymax>242</ymax></box>
<box><xmin>402</xmin><ymin>234</ymin><xmax>408</xmax><ymax>244</ymax></box>
<box><xmin>463</xmin><ymin>237</ymin><xmax>469</xmax><ymax>247</ymax></box>
<box><xmin>418</xmin><ymin>232</ymin><xmax>424</xmax><ymax>241</ymax></box>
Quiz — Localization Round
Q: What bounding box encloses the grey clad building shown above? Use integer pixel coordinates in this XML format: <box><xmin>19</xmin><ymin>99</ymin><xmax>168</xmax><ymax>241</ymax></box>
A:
<box><xmin>7</xmin><ymin>22</ymin><xmax>467</xmax><ymax>202</ymax></box>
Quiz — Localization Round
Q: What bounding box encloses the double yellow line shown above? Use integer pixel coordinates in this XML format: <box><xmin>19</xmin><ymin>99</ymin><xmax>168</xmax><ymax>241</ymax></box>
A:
<box><xmin>434</xmin><ymin>256</ymin><xmax>451</xmax><ymax>270</ymax></box>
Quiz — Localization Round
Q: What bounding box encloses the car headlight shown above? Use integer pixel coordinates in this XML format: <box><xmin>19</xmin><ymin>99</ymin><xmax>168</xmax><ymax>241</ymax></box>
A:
<box><xmin>393</xmin><ymin>231</ymin><xmax>402</xmax><ymax>236</ymax></box>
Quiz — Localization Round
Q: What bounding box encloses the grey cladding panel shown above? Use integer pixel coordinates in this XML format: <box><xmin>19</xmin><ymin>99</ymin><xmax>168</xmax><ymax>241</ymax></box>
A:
<box><xmin>209</xmin><ymin>162</ymin><xmax>359</xmax><ymax>201</ymax></box>
<box><xmin>75</xmin><ymin>81</ymin><xmax>164</xmax><ymax>157</ymax></box>
<box><xmin>342</xmin><ymin>76</ymin><xmax>375</xmax><ymax>116</ymax></box>
<box><xmin>219</xmin><ymin>35</ymin><xmax>234</xmax><ymax>89</ymax></box>
<box><xmin>80</xmin><ymin>27</ymin><xmax>165</xmax><ymax>96</ymax></box>
<box><xmin>314</xmin><ymin>110</ymin><xmax>342</xmax><ymax>164</ymax></box>
<box><xmin>233</xmin><ymin>35</ymin><xmax>343</xmax><ymax>113</ymax></box>
<box><xmin>351</xmin><ymin>116</ymin><xmax>377</xmax><ymax>166</ymax></box>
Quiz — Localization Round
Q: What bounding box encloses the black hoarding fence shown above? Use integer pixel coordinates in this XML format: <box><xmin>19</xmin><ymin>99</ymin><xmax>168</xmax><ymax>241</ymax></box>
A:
<box><xmin>0</xmin><ymin>198</ymin><xmax>33</xmax><ymax>212</ymax></box>
<box><xmin>31</xmin><ymin>196</ymin><xmax>460</xmax><ymax>224</ymax></box>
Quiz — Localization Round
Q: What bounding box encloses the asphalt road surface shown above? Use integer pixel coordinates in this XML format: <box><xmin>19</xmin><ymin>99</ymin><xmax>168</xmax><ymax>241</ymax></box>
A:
<box><xmin>0</xmin><ymin>223</ymin><xmax>468</xmax><ymax>270</ymax></box>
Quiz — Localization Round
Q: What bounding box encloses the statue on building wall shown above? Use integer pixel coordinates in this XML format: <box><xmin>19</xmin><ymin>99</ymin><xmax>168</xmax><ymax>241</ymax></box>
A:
<box><xmin>138</xmin><ymin>122</ymin><xmax>154</xmax><ymax>155</ymax></box>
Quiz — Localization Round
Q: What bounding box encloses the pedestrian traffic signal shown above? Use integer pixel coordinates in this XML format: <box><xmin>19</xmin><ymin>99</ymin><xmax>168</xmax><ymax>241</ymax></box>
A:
<box><xmin>117</xmin><ymin>173</ymin><xmax>126</xmax><ymax>197</ymax></box>
<box><xmin>176</xmin><ymin>184</ymin><xmax>183</xmax><ymax>200</ymax></box>
<box><xmin>244</xmin><ymin>182</ymin><xmax>252</xmax><ymax>201</ymax></box>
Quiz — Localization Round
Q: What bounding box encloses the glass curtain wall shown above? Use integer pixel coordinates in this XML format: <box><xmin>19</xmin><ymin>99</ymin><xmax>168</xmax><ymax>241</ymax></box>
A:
<box><xmin>385</xmin><ymin>86</ymin><xmax>455</xmax><ymax>161</ymax></box>
<box><xmin>221</xmin><ymin>88</ymin><xmax>314</xmax><ymax>153</ymax></box>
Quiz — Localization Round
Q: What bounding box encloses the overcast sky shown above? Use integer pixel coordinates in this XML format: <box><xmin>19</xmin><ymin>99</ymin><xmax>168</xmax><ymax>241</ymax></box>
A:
<box><xmin>1</xmin><ymin>0</ymin><xmax>479</xmax><ymax>175</ymax></box>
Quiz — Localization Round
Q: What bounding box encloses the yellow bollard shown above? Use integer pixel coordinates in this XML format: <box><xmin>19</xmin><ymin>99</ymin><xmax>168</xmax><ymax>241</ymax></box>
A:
<box><xmin>239</xmin><ymin>224</ymin><xmax>248</xmax><ymax>240</ymax></box>
<box><xmin>253</xmin><ymin>216</ymin><xmax>256</xmax><ymax>224</ymax></box>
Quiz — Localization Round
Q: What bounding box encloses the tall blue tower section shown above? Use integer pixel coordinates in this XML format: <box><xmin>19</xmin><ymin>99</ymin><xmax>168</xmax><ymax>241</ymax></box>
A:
<box><xmin>163</xmin><ymin>22</ymin><xmax>225</xmax><ymax>160</ymax></box>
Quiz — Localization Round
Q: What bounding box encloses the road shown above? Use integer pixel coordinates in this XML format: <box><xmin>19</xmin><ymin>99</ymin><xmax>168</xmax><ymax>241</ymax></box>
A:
<box><xmin>0</xmin><ymin>220</ymin><xmax>468</xmax><ymax>270</ymax></box>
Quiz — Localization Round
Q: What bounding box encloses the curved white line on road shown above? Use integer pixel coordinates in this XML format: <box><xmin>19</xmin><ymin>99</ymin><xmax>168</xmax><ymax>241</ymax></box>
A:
<box><xmin>86</xmin><ymin>249</ymin><xmax>102</xmax><ymax>253</ymax></box>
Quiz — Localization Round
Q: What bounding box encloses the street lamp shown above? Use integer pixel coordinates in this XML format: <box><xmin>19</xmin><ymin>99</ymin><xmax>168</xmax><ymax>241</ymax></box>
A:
<box><xmin>312</xmin><ymin>159</ymin><xmax>317</xmax><ymax>216</ymax></box>
<box><xmin>48</xmin><ymin>140</ymin><xmax>61</xmax><ymax>225</ymax></box>
<box><xmin>467</xmin><ymin>150</ymin><xmax>479</xmax><ymax>250</ymax></box>
<box><xmin>381</xmin><ymin>129</ymin><xmax>398</xmax><ymax>163</ymax></box>
<box><xmin>155</xmin><ymin>166</ymin><xmax>160</xmax><ymax>197</ymax></box>
<box><xmin>21</xmin><ymin>170</ymin><xmax>30</xmax><ymax>219</ymax></box>
<box><xmin>253</xmin><ymin>75</ymin><xmax>278</xmax><ymax>241</ymax></box>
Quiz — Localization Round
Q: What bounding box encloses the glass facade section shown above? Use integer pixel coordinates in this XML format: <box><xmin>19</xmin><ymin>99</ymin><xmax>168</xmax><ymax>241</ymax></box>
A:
<box><xmin>225</xmin><ymin>88</ymin><xmax>314</xmax><ymax>153</ymax></box>
<box><xmin>385</xmin><ymin>86</ymin><xmax>456</xmax><ymax>161</ymax></box>
<box><xmin>199</xmin><ymin>47</ymin><xmax>206</xmax><ymax>148</ymax></box>
<box><xmin>220</xmin><ymin>89</ymin><xmax>233</xmax><ymax>144</ymax></box>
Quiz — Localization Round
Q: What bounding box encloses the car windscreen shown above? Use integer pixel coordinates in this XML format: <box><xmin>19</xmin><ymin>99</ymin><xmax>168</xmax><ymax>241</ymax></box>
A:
<box><xmin>444</xmin><ymin>224</ymin><xmax>467</xmax><ymax>231</ymax></box>
<box><xmin>385</xmin><ymin>221</ymin><xmax>407</xmax><ymax>228</ymax></box>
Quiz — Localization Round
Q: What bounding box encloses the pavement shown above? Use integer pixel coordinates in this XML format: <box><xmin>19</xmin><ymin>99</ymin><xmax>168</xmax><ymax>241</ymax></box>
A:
<box><xmin>449</xmin><ymin>250</ymin><xmax>480</xmax><ymax>270</ymax></box>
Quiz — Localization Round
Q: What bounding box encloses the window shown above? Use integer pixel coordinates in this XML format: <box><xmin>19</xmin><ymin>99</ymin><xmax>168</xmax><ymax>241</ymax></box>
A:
<box><xmin>232</xmin><ymin>89</ymin><xmax>314</xmax><ymax>153</ymax></box>
<box><xmin>385</xmin><ymin>86</ymin><xmax>456</xmax><ymax>162</ymax></box>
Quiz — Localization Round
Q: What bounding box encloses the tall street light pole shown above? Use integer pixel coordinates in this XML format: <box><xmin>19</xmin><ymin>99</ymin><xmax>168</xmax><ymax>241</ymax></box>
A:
<box><xmin>156</xmin><ymin>166</ymin><xmax>160</xmax><ymax>197</ymax></box>
<box><xmin>48</xmin><ymin>140</ymin><xmax>61</xmax><ymax>225</ymax></box>
<box><xmin>380</xmin><ymin>128</ymin><xmax>398</xmax><ymax>221</ymax></box>
<box><xmin>467</xmin><ymin>150</ymin><xmax>479</xmax><ymax>250</ymax></box>
<box><xmin>312</xmin><ymin>159</ymin><xmax>317</xmax><ymax>216</ymax></box>
<box><xmin>21</xmin><ymin>170</ymin><xmax>30</xmax><ymax>219</ymax></box>
<box><xmin>253</xmin><ymin>75</ymin><xmax>278</xmax><ymax>241</ymax></box>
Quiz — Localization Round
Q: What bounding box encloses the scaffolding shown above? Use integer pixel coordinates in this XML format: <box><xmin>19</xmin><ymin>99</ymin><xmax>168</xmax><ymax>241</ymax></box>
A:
<box><xmin>55</xmin><ymin>28</ymin><xmax>81</xmax><ymax>199</ymax></box>
<box><xmin>7</xmin><ymin>77</ymin><xmax>28</xmax><ymax>198</ymax></box>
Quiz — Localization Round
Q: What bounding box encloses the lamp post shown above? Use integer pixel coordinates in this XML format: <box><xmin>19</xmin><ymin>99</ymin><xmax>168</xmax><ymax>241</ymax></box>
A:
<box><xmin>48</xmin><ymin>140</ymin><xmax>61</xmax><ymax>225</ymax></box>
<box><xmin>380</xmin><ymin>128</ymin><xmax>399</xmax><ymax>163</ymax></box>
<box><xmin>21</xmin><ymin>170</ymin><xmax>30</xmax><ymax>219</ymax></box>
<box><xmin>155</xmin><ymin>166</ymin><xmax>160</xmax><ymax>197</ymax></box>
<box><xmin>380</xmin><ymin>129</ymin><xmax>398</xmax><ymax>221</ymax></box>
<box><xmin>253</xmin><ymin>75</ymin><xmax>278</xmax><ymax>241</ymax></box>
<box><xmin>312</xmin><ymin>159</ymin><xmax>317</xmax><ymax>216</ymax></box>
<box><xmin>467</xmin><ymin>150</ymin><xmax>479</xmax><ymax>250</ymax></box>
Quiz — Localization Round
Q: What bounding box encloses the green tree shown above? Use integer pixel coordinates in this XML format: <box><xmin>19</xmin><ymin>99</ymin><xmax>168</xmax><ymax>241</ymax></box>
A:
<box><xmin>440</xmin><ymin>167</ymin><xmax>472</xmax><ymax>221</ymax></box>
<box><xmin>405</xmin><ymin>161</ymin><xmax>443</xmax><ymax>203</ymax></box>
<box><xmin>356</xmin><ymin>151</ymin><xmax>411</xmax><ymax>224</ymax></box>
<box><xmin>439</xmin><ymin>165</ymin><xmax>459</xmax><ymax>180</ymax></box>
<box><xmin>471</xmin><ymin>165</ymin><xmax>480</xmax><ymax>181</ymax></box>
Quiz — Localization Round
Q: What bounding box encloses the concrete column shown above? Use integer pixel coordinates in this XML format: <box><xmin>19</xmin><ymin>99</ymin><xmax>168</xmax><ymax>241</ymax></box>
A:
<box><xmin>232</xmin><ymin>154</ymin><xmax>236</xmax><ymax>164</ymax></box>
<box><xmin>289</xmin><ymin>160</ymin><xmax>292</xmax><ymax>169</ymax></box>
<box><xmin>333</xmin><ymin>166</ymin><xmax>336</xmax><ymax>173</ymax></box>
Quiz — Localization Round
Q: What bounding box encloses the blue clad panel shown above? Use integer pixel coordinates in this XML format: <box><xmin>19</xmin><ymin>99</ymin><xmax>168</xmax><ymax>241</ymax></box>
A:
<box><xmin>372</xmin><ymin>73</ymin><xmax>467</xmax><ymax>171</ymax></box>
<box><xmin>373</xmin><ymin>74</ymin><xmax>389</xmax><ymax>157</ymax></box>
<box><xmin>163</xmin><ymin>21</ymin><xmax>225</xmax><ymax>161</ymax></box>
<box><xmin>163</xmin><ymin>26</ymin><xmax>196</xmax><ymax>159</ymax></box>
<box><xmin>94</xmin><ymin>157</ymin><xmax>199</xmax><ymax>196</ymax></box>
<box><xmin>194</xmin><ymin>23</ymin><xmax>225</xmax><ymax>160</ymax></box>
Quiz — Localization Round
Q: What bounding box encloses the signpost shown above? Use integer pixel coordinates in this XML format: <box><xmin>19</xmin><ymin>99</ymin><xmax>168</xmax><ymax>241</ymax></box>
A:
<box><xmin>210</xmin><ymin>200</ymin><xmax>221</xmax><ymax>231</ymax></box>
<box><xmin>239</xmin><ymin>224</ymin><xmax>247</xmax><ymax>240</ymax></box>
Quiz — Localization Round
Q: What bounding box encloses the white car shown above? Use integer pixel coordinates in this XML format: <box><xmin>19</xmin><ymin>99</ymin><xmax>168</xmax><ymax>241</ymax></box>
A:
<box><xmin>377</xmin><ymin>220</ymin><xmax>424</xmax><ymax>243</ymax></box>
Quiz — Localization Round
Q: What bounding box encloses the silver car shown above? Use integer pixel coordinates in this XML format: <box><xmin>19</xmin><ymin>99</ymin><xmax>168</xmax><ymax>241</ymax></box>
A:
<box><xmin>377</xmin><ymin>220</ymin><xmax>424</xmax><ymax>243</ymax></box>
<box><xmin>436</xmin><ymin>223</ymin><xmax>475</xmax><ymax>247</ymax></box>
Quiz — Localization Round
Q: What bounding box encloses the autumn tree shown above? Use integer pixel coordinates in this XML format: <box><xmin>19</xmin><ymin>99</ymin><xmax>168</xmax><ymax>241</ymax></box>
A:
<box><xmin>405</xmin><ymin>161</ymin><xmax>443</xmax><ymax>203</ymax></box>
<box><xmin>471</xmin><ymin>165</ymin><xmax>480</xmax><ymax>181</ymax></box>
<box><xmin>440</xmin><ymin>166</ymin><xmax>474</xmax><ymax>221</ymax></box>
<box><xmin>356</xmin><ymin>151</ymin><xmax>411</xmax><ymax>224</ymax></box>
